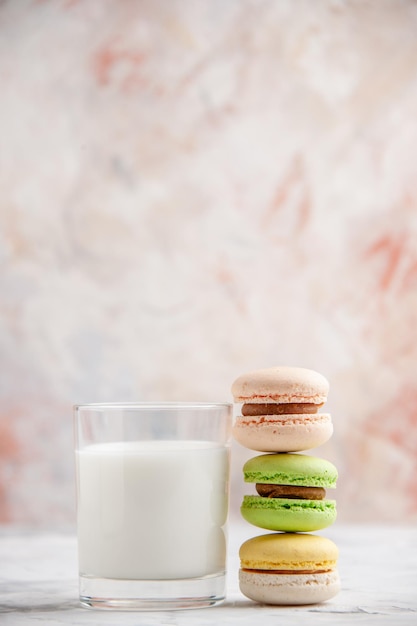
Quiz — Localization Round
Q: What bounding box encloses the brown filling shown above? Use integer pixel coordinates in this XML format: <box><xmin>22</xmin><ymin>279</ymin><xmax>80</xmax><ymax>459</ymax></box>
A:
<box><xmin>242</xmin><ymin>568</ymin><xmax>331</xmax><ymax>575</ymax></box>
<box><xmin>242</xmin><ymin>403</ymin><xmax>322</xmax><ymax>416</ymax></box>
<box><xmin>256</xmin><ymin>484</ymin><xmax>326</xmax><ymax>500</ymax></box>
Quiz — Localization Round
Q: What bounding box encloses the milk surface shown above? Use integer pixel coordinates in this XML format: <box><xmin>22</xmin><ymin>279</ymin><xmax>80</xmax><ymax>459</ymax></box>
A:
<box><xmin>76</xmin><ymin>441</ymin><xmax>229</xmax><ymax>580</ymax></box>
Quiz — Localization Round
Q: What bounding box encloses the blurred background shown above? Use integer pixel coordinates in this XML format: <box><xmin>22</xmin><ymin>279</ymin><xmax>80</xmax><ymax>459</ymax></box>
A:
<box><xmin>1</xmin><ymin>0</ymin><xmax>417</xmax><ymax>528</ymax></box>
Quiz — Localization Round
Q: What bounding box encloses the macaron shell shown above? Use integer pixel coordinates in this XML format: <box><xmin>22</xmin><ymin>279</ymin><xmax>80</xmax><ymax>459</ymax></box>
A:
<box><xmin>232</xmin><ymin>413</ymin><xmax>333</xmax><ymax>452</ymax></box>
<box><xmin>239</xmin><ymin>569</ymin><xmax>340</xmax><ymax>605</ymax></box>
<box><xmin>241</xmin><ymin>496</ymin><xmax>337</xmax><ymax>532</ymax></box>
<box><xmin>243</xmin><ymin>453</ymin><xmax>338</xmax><ymax>488</ymax></box>
<box><xmin>239</xmin><ymin>532</ymin><xmax>339</xmax><ymax>570</ymax></box>
<box><xmin>232</xmin><ymin>367</ymin><xmax>329</xmax><ymax>404</ymax></box>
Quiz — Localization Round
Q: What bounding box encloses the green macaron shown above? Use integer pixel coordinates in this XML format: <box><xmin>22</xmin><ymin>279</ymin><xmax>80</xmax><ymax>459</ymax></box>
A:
<box><xmin>241</xmin><ymin>453</ymin><xmax>337</xmax><ymax>532</ymax></box>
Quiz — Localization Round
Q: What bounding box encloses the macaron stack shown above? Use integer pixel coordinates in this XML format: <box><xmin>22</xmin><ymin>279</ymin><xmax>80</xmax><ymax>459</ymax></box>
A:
<box><xmin>232</xmin><ymin>366</ymin><xmax>340</xmax><ymax>605</ymax></box>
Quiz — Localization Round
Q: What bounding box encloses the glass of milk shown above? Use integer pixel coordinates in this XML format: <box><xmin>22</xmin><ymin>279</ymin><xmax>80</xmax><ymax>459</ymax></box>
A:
<box><xmin>74</xmin><ymin>402</ymin><xmax>232</xmax><ymax>610</ymax></box>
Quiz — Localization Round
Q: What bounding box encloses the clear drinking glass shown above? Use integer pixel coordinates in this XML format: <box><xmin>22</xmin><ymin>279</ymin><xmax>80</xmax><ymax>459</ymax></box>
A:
<box><xmin>74</xmin><ymin>402</ymin><xmax>232</xmax><ymax>610</ymax></box>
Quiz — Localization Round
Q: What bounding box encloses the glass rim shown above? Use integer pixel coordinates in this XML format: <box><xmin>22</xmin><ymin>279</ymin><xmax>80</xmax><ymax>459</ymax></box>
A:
<box><xmin>74</xmin><ymin>401</ymin><xmax>233</xmax><ymax>411</ymax></box>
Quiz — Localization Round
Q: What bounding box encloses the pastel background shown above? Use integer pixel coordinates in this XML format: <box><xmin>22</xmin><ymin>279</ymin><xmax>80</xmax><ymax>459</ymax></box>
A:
<box><xmin>1</xmin><ymin>0</ymin><xmax>417</xmax><ymax>527</ymax></box>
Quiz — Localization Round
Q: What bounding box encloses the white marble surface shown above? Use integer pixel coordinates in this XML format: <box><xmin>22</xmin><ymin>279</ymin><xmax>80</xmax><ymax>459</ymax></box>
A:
<box><xmin>1</xmin><ymin>523</ymin><xmax>416</xmax><ymax>625</ymax></box>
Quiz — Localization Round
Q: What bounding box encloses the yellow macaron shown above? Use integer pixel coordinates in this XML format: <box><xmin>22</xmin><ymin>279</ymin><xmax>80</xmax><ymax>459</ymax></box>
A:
<box><xmin>239</xmin><ymin>533</ymin><xmax>340</xmax><ymax>605</ymax></box>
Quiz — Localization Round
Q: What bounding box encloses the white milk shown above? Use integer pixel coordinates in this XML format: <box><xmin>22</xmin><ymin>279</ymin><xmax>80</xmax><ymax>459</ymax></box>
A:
<box><xmin>76</xmin><ymin>441</ymin><xmax>230</xmax><ymax>580</ymax></box>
